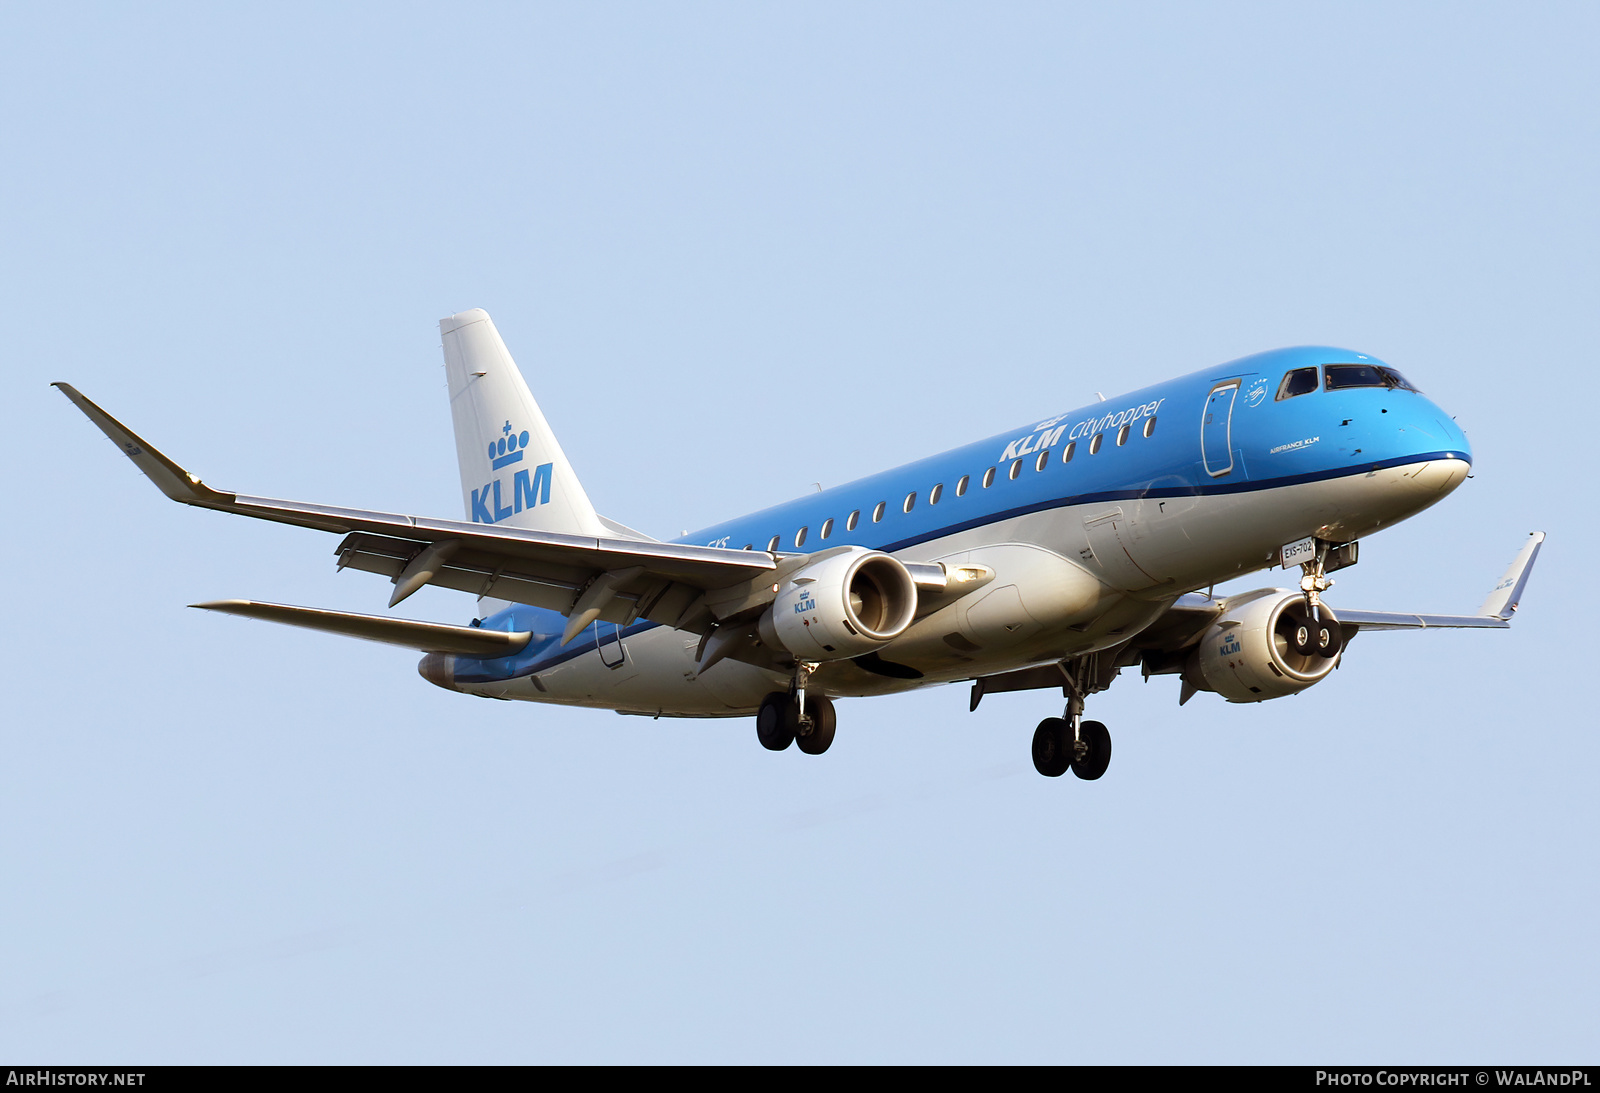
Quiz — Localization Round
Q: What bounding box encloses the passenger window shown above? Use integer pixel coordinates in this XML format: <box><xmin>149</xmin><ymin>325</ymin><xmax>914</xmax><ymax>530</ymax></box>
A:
<box><xmin>1035</xmin><ymin>450</ymin><xmax>1049</xmax><ymax>472</ymax></box>
<box><xmin>820</xmin><ymin>518</ymin><xmax>833</xmax><ymax>539</ymax></box>
<box><xmin>956</xmin><ymin>475</ymin><xmax>970</xmax><ymax>497</ymax></box>
<box><xmin>1009</xmin><ymin>458</ymin><xmax>1022</xmax><ymax>480</ymax></box>
<box><xmin>930</xmin><ymin>483</ymin><xmax>943</xmax><ymax>504</ymax></box>
<box><xmin>1277</xmin><ymin>368</ymin><xmax>1319</xmax><ymax>400</ymax></box>
<box><xmin>1061</xmin><ymin>441</ymin><xmax>1075</xmax><ymax>464</ymax></box>
<box><xmin>767</xmin><ymin>535</ymin><xmax>780</xmax><ymax>552</ymax></box>
<box><xmin>1116</xmin><ymin>424</ymin><xmax>1130</xmax><ymax>446</ymax></box>
<box><xmin>1089</xmin><ymin>433</ymin><xmax>1103</xmax><ymax>454</ymax></box>
<box><xmin>872</xmin><ymin>502</ymin><xmax>886</xmax><ymax>523</ymax></box>
<box><xmin>903</xmin><ymin>491</ymin><xmax>916</xmax><ymax>513</ymax></box>
<box><xmin>1143</xmin><ymin>417</ymin><xmax>1156</xmax><ymax>438</ymax></box>
<box><xmin>846</xmin><ymin>510</ymin><xmax>860</xmax><ymax>531</ymax></box>
<box><xmin>794</xmin><ymin>526</ymin><xmax>808</xmax><ymax>548</ymax></box>
<box><xmin>982</xmin><ymin>467</ymin><xmax>996</xmax><ymax>488</ymax></box>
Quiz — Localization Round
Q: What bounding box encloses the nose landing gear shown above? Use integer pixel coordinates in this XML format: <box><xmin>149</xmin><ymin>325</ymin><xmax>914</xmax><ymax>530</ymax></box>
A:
<box><xmin>1279</xmin><ymin>541</ymin><xmax>1348</xmax><ymax>659</ymax></box>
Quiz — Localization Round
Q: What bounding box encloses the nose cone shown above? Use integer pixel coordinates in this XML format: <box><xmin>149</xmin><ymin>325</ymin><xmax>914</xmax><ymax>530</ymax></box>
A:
<box><xmin>1387</xmin><ymin>395</ymin><xmax>1471</xmax><ymax>506</ymax></box>
<box><xmin>1451</xmin><ymin>419</ymin><xmax>1472</xmax><ymax>463</ymax></box>
<box><xmin>418</xmin><ymin>652</ymin><xmax>458</xmax><ymax>691</ymax></box>
<box><xmin>1418</xmin><ymin>395</ymin><xmax>1473</xmax><ymax>464</ymax></box>
<box><xmin>1388</xmin><ymin>391</ymin><xmax>1472</xmax><ymax>473</ymax></box>
<box><xmin>1402</xmin><ymin>456</ymin><xmax>1471</xmax><ymax>497</ymax></box>
<box><xmin>1333</xmin><ymin>453</ymin><xmax>1471</xmax><ymax>541</ymax></box>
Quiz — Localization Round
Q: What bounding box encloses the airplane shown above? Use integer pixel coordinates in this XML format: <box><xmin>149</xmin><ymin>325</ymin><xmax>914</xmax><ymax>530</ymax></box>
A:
<box><xmin>55</xmin><ymin>309</ymin><xmax>1544</xmax><ymax>781</ymax></box>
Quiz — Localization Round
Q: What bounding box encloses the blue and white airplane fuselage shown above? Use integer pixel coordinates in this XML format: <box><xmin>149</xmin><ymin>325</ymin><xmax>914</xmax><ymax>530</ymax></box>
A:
<box><xmin>56</xmin><ymin>314</ymin><xmax>1538</xmax><ymax>780</ymax></box>
<box><xmin>444</xmin><ymin>346</ymin><xmax>1472</xmax><ymax>715</ymax></box>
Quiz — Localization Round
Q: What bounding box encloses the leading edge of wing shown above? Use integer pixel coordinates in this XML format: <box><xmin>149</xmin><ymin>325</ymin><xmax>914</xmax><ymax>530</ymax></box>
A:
<box><xmin>55</xmin><ymin>382</ymin><xmax>778</xmax><ymax>588</ymax></box>
<box><xmin>1329</xmin><ymin>609</ymin><xmax>1510</xmax><ymax>631</ymax></box>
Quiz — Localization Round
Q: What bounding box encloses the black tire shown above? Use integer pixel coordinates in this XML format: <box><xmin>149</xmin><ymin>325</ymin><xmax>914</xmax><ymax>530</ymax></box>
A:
<box><xmin>1314</xmin><ymin>620</ymin><xmax>1343</xmax><ymax>658</ymax></box>
<box><xmin>1071</xmin><ymin>720</ymin><xmax>1112</xmax><ymax>781</ymax></box>
<box><xmin>795</xmin><ymin>696</ymin><xmax>836</xmax><ymax>755</ymax></box>
<box><xmin>1285</xmin><ymin>611</ymin><xmax>1316</xmax><ymax>656</ymax></box>
<box><xmin>1032</xmin><ymin>717</ymin><xmax>1072</xmax><ymax>778</ymax></box>
<box><xmin>756</xmin><ymin>692</ymin><xmax>796</xmax><ymax>752</ymax></box>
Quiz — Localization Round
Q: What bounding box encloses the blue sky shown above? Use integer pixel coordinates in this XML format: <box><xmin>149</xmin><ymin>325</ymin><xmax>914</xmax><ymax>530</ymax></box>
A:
<box><xmin>2</xmin><ymin>2</ymin><xmax>1594</xmax><ymax>1062</ymax></box>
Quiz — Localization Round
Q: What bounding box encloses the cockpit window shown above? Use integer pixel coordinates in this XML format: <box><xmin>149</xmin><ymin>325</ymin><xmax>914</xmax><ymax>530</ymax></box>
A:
<box><xmin>1379</xmin><ymin>366</ymin><xmax>1418</xmax><ymax>392</ymax></box>
<box><xmin>1276</xmin><ymin>367</ymin><xmax>1319</xmax><ymax>400</ymax></box>
<box><xmin>1324</xmin><ymin>363</ymin><xmax>1420</xmax><ymax>393</ymax></box>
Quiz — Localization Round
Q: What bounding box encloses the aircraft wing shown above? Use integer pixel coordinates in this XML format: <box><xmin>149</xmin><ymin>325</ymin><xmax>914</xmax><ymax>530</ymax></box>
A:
<box><xmin>56</xmin><ymin>384</ymin><xmax>951</xmax><ymax>640</ymax></box>
<box><xmin>968</xmin><ymin>531</ymin><xmax>1545</xmax><ymax>706</ymax></box>
<box><xmin>1326</xmin><ymin>530</ymin><xmax>1544</xmax><ymax>632</ymax></box>
<box><xmin>1142</xmin><ymin>531</ymin><xmax>1544</xmax><ymax>637</ymax></box>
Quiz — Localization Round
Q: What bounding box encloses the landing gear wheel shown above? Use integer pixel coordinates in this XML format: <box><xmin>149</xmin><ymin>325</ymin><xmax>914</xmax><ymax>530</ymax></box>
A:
<box><xmin>795</xmin><ymin>696</ymin><xmax>836</xmax><ymax>755</ymax></box>
<box><xmin>1313</xmin><ymin>621</ymin><xmax>1342</xmax><ymax>658</ymax></box>
<box><xmin>1286</xmin><ymin>613</ymin><xmax>1316</xmax><ymax>656</ymax></box>
<box><xmin>1032</xmin><ymin>717</ymin><xmax>1072</xmax><ymax>778</ymax></box>
<box><xmin>1071</xmin><ymin>720</ymin><xmax>1112</xmax><ymax>781</ymax></box>
<box><xmin>756</xmin><ymin>692</ymin><xmax>796</xmax><ymax>752</ymax></box>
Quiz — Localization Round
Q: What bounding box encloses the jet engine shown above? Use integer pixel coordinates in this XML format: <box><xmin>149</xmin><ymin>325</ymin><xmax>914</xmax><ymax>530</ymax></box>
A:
<box><xmin>758</xmin><ymin>548</ymin><xmax>919</xmax><ymax>661</ymax></box>
<box><xmin>1184</xmin><ymin>590</ymin><xmax>1343</xmax><ymax>703</ymax></box>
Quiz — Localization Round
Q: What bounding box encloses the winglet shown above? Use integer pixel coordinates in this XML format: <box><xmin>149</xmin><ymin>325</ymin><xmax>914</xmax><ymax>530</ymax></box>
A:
<box><xmin>1478</xmin><ymin>531</ymin><xmax>1545</xmax><ymax>620</ymax></box>
<box><xmin>53</xmin><ymin>383</ymin><xmax>234</xmax><ymax>506</ymax></box>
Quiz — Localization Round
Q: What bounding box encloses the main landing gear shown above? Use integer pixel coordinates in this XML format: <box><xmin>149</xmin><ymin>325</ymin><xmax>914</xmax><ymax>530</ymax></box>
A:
<box><xmin>756</xmin><ymin>662</ymin><xmax>836</xmax><ymax>755</ymax></box>
<box><xmin>1031</xmin><ymin>656</ymin><xmax>1114</xmax><ymax>780</ymax></box>
<box><xmin>1031</xmin><ymin>717</ymin><xmax>1111</xmax><ymax>780</ymax></box>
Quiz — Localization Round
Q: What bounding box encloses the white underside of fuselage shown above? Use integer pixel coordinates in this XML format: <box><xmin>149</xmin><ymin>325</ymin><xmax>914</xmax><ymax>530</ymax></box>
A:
<box><xmin>454</xmin><ymin>458</ymin><xmax>1468</xmax><ymax>717</ymax></box>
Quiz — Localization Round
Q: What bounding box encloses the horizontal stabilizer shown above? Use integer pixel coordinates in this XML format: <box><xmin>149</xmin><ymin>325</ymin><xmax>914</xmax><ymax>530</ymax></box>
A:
<box><xmin>191</xmin><ymin>600</ymin><xmax>532</xmax><ymax>657</ymax></box>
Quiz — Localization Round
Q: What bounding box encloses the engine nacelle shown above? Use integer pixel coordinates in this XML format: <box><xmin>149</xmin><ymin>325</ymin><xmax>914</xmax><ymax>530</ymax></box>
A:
<box><xmin>1186</xmin><ymin>590</ymin><xmax>1343</xmax><ymax>703</ymax></box>
<box><xmin>758</xmin><ymin>548</ymin><xmax>919</xmax><ymax>661</ymax></box>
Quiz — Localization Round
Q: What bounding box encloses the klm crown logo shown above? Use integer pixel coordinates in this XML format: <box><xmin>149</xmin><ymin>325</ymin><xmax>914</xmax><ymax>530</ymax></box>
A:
<box><xmin>473</xmin><ymin>420</ymin><xmax>554</xmax><ymax>525</ymax></box>
<box><xmin>490</xmin><ymin>420</ymin><xmax>531</xmax><ymax>469</ymax></box>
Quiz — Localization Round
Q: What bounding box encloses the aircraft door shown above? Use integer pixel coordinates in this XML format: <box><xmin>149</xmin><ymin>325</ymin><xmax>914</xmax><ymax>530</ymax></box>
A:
<box><xmin>1202</xmin><ymin>380</ymin><xmax>1241</xmax><ymax>477</ymax></box>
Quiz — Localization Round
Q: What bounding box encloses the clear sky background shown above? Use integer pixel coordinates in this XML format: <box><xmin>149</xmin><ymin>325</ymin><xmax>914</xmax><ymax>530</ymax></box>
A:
<box><xmin>2</xmin><ymin>2</ymin><xmax>1594</xmax><ymax>1064</ymax></box>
